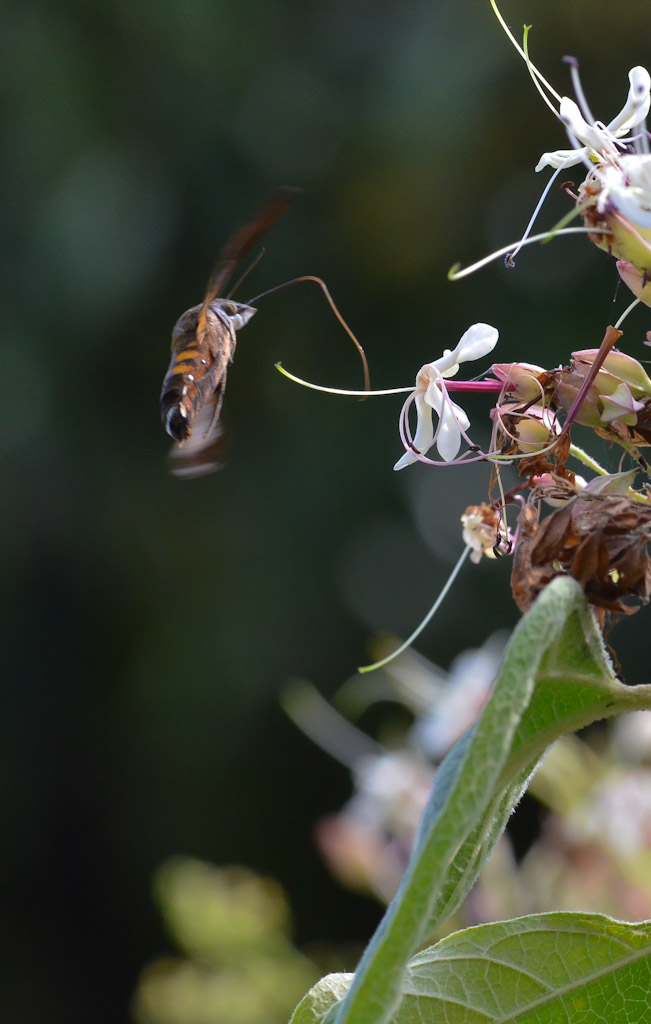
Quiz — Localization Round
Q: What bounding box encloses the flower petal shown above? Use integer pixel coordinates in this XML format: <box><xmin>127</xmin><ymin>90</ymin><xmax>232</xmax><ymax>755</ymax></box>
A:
<box><xmin>535</xmin><ymin>148</ymin><xmax>586</xmax><ymax>173</ymax></box>
<box><xmin>450</xmin><ymin>323</ymin><xmax>499</xmax><ymax>367</ymax></box>
<box><xmin>560</xmin><ymin>96</ymin><xmax>615</xmax><ymax>156</ymax></box>
<box><xmin>607</xmin><ymin>182</ymin><xmax>651</xmax><ymax>228</ymax></box>
<box><xmin>599</xmin><ymin>383</ymin><xmax>643</xmax><ymax>425</ymax></box>
<box><xmin>393</xmin><ymin>391</ymin><xmax>434</xmax><ymax>470</ymax></box>
<box><xmin>436</xmin><ymin>401</ymin><xmax>464</xmax><ymax>462</ymax></box>
<box><xmin>608</xmin><ymin>66</ymin><xmax>651</xmax><ymax>133</ymax></box>
<box><xmin>411</xmin><ymin>391</ymin><xmax>436</xmax><ymax>453</ymax></box>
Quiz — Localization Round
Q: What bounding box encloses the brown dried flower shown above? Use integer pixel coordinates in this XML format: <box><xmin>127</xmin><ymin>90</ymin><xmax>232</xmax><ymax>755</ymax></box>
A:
<box><xmin>512</xmin><ymin>490</ymin><xmax>651</xmax><ymax>616</ymax></box>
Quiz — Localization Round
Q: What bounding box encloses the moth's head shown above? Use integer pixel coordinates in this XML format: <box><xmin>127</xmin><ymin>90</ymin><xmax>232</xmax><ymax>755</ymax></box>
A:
<box><xmin>214</xmin><ymin>299</ymin><xmax>257</xmax><ymax>331</ymax></box>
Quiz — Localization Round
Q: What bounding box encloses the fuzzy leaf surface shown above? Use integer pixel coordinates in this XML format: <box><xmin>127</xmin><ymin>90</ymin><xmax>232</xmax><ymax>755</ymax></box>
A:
<box><xmin>294</xmin><ymin>915</ymin><xmax>651</xmax><ymax>1023</ymax></box>
<box><xmin>311</xmin><ymin>579</ymin><xmax>651</xmax><ymax>1024</ymax></box>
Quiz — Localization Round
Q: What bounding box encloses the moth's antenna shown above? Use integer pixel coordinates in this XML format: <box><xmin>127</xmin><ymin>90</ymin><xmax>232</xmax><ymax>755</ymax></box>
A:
<box><xmin>247</xmin><ymin>275</ymin><xmax>370</xmax><ymax>391</ymax></box>
<box><xmin>227</xmin><ymin>248</ymin><xmax>266</xmax><ymax>299</ymax></box>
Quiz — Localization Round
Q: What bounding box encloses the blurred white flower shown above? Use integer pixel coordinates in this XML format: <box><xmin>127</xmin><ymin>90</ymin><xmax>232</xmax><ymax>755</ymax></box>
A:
<box><xmin>414</xmin><ymin>633</ymin><xmax>506</xmax><ymax>760</ymax></box>
<box><xmin>316</xmin><ymin>751</ymin><xmax>434</xmax><ymax>901</ymax></box>
<box><xmin>567</xmin><ymin>770</ymin><xmax>651</xmax><ymax>856</ymax></box>
<box><xmin>614</xmin><ymin>711</ymin><xmax>651</xmax><ymax>763</ymax></box>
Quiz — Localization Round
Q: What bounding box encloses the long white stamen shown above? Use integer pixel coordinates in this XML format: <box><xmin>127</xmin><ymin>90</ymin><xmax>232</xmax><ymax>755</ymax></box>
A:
<box><xmin>508</xmin><ymin>163</ymin><xmax>568</xmax><ymax>262</ymax></box>
<box><xmin>614</xmin><ymin>297</ymin><xmax>641</xmax><ymax>329</ymax></box>
<box><xmin>448</xmin><ymin>226</ymin><xmax>611</xmax><ymax>281</ymax></box>
<box><xmin>358</xmin><ymin>546</ymin><xmax>471</xmax><ymax>674</ymax></box>
<box><xmin>566</xmin><ymin>57</ymin><xmax>596</xmax><ymax>127</ymax></box>
<box><xmin>398</xmin><ymin>391</ymin><xmax>418</xmax><ymax>453</ymax></box>
<box><xmin>275</xmin><ymin>363</ymin><xmax>413</xmax><ymax>397</ymax></box>
<box><xmin>521</xmin><ymin>24</ymin><xmax>562</xmax><ymax>119</ymax></box>
<box><xmin>491</xmin><ymin>465</ymin><xmax>516</xmax><ymax>555</ymax></box>
<box><xmin>489</xmin><ymin>0</ymin><xmax>561</xmax><ymax>106</ymax></box>
<box><xmin>632</xmin><ymin>127</ymin><xmax>650</xmax><ymax>156</ymax></box>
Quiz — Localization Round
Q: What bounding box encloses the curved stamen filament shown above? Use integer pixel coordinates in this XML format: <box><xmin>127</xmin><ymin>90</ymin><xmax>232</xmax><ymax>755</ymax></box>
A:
<box><xmin>489</xmin><ymin>0</ymin><xmax>561</xmax><ymax>108</ymax></box>
<box><xmin>521</xmin><ymin>24</ymin><xmax>562</xmax><ymax>120</ymax></box>
<box><xmin>448</xmin><ymin>226</ymin><xmax>610</xmax><ymax>281</ymax></box>
<box><xmin>491</xmin><ymin>464</ymin><xmax>514</xmax><ymax>553</ymax></box>
<box><xmin>358</xmin><ymin>546</ymin><xmax>471</xmax><ymax>674</ymax></box>
<box><xmin>614</xmin><ymin>297</ymin><xmax>641</xmax><ymax>330</ymax></box>
<box><xmin>275</xmin><ymin>363</ymin><xmax>412</xmax><ymax>397</ymax></box>
<box><xmin>506</xmin><ymin>492</ymin><xmax>526</xmax><ymax>551</ymax></box>
<box><xmin>397</xmin><ymin>385</ymin><xmax>486</xmax><ymax>467</ymax></box>
<box><xmin>493</xmin><ymin>404</ymin><xmax>561</xmax><ymax>452</ymax></box>
<box><xmin>398</xmin><ymin>389</ymin><xmax>417</xmax><ymax>452</ymax></box>
<box><xmin>490</xmin><ymin>371</ymin><xmax>557</xmax><ymax>453</ymax></box>
<box><xmin>565</xmin><ymin>56</ymin><xmax>596</xmax><ymax>127</ymax></box>
<box><xmin>508</xmin><ymin>163</ymin><xmax>568</xmax><ymax>263</ymax></box>
<box><xmin>437</xmin><ymin>374</ymin><xmax>488</xmax><ymax>453</ymax></box>
<box><xmin>398</xmin><ymin>391</ymin><xmax>504</xmax><ymax>467</ymax></box>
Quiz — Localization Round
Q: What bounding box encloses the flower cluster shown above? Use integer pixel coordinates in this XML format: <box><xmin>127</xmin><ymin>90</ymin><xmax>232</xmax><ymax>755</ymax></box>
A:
<box><xmin>381</xmin><ymin>7</ymin><xmax>651</xmax><ymax>628</ymax></box>
<box><xmin>488</xmin><ymin>0</ymin><xmax>651</xmax><ymax>282</ymax></box>
<box><xmin>279</xmin><ymin>0</ymin><xmax>651</xmax><ymax>664</ymax></box>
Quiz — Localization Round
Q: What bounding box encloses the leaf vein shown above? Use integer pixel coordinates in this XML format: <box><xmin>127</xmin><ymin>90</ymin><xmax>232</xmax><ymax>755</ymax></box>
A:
<box><xmin>488</xmin><ymin>944</ymin><xmax>650</xmax><ymax>1024</ymax></box>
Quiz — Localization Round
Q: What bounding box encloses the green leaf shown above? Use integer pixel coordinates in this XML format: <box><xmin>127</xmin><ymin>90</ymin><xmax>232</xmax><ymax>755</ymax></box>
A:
<box><xmin>317</xmin><ymin>578</ymin><xmax>651</xmax><ymax>1024</ymax></box>
<box><xmin>296</xmin><ymin>921</ymin><xmax>651</xmax><ymax>1024</ymax></box>
<box><xmin>401</xmin><ymin>913</ymin><xmax>651</xmax><ymax>1023</ymax></box>
<box><xmin>297</xmin><ymin>915</ymin><xmax>651</xmax><ymax>1023</ymax></box>
<box><xmin>290</xmin><ymin>974</ymin><xmax>353</xmax><ymax>1024</ymax></box>
<box><xmin>292</xmin><ymin>915</ymin><xmax>651</xmax><ymax>1023</ymax></box>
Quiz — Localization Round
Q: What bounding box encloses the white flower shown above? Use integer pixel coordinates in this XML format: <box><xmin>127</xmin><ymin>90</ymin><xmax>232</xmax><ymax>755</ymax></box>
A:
<box><xmin>536</xmin><ymin>66</ymin><xmax>651</xmax><ymax>173</ymax></box>
<box><xmin>394</xmin><ymin>323</ymin><xmax>499</xmax><ymax>470</ymax></box>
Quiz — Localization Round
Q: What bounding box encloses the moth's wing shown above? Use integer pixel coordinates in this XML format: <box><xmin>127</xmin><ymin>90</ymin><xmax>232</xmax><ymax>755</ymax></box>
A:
<box><xmin>167</xmin><ymin>385</ymin><xmax>226</xmax><ymax>479</ymax></box>
<box><xmin>196</xmin><ymin>187</ymin><xmax>300</xmax><ymax>346</ymax></box>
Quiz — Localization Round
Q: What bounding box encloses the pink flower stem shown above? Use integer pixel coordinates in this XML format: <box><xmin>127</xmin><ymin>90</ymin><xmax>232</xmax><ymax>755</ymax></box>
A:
<box><xmin>445</xmin><ymin>380</ymin><xmax>503</xmax><ymax>392</ymax></box>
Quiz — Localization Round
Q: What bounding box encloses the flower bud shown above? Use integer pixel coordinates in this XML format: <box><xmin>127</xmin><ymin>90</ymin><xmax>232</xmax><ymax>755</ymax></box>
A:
<box><xmin>572</xmin><ymin>348</ymin><xmax>651</xmax><ymax>397</ymax></box>
<box><xmin>492</xmin><ymin>362</ymin><xmax>546</xmax><ymax>402</ymax></box>
<box><xmin>599</xmin><ymin>383</ymin><xmax>644</xmax><ymax>425</ymax></box>
<box><xmin>497</xmin><ymin>404</ymin><xmax>559</xmax><ymax>453</ymax></box>
<box><xmin>617</xmin><ymin>260</ymin><xmax>651</xmax><ymax>307</ymax></box>
<box><xmin>554</xmin><ymin>373</ymin><xmax>603</xmax><ymax>427</ymax></box>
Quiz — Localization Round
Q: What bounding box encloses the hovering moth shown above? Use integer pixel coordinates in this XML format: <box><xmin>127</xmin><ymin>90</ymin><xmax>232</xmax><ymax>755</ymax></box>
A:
<box><xmin>160</xmin><ymin>188</ymin><xmax>298</xmax><ymax>477</ymax></box>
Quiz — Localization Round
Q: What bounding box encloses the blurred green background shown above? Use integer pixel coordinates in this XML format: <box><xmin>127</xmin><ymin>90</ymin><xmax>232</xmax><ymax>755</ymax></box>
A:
<box><xmin>4</xmin><ymin>1</ymin><xmax>651</xmax><ymax>1020</ymax></box>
